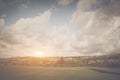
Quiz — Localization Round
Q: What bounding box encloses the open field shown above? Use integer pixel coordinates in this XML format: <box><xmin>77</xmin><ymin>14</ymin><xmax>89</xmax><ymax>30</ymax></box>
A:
<box><xmin>1</xmin><ymin>55</ymin><xmax>120</xmax><ymax>67</ymax></box>
<box><xmin>0</xmin><ymin>66</ymin><xmax>120</xmax><ymax>80</ymax></box>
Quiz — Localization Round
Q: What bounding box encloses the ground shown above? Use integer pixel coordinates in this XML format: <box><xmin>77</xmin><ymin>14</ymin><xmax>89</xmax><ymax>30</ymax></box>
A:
<box><xmin>0</xmin><ymin>66</ymin><xmax>120</xmax><ymax>80</ymax></box>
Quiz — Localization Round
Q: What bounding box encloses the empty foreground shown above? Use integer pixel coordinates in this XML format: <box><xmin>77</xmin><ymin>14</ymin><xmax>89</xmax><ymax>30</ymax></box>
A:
<box><xmin>0</xmin><ymin>66</ymin><xmax>120</xmax><ymax>80</ymax></box>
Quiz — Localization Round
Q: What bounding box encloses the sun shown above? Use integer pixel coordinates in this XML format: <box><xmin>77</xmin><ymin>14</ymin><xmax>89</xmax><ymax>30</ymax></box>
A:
<box><xmin>35</xmin><ymin>51</ymin><xmax>44</xmax><ymax>57</ymax></box>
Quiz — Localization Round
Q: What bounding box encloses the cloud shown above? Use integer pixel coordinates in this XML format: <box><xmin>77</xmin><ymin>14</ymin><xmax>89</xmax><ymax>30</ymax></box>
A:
<box><xmin>5</xmin><ymin>10</ymin><xmax>51</xmax><ymax>44</ymax></box>
<box><xmin>1</xmin><ymin>0</ymin><xmax>120</xmax><ymax>57</ymax></box>
<box><xmin>58</xmin><ymin>0</ymin><xmax>73</xmax><ymax>5</ymax></box>
<box><xmin>0</xmin><ymin>18</ymin><xmax>5</xmax><ymax>36</ymax></box>
<box><xmin>77</xmin><ymin>0</ymin><xmax>102</xmax><ymax>10</ymax></box>
<box><xmin>50</xmin><ymin>24</ymin><xmax>71</xmax><ymax>49</ymax></box>
<box><xmin>0</xmin><ymin>10</ymin><xmax>74</xmax><ymax>57</ymax></box>
<box><xmin>77</xmin><ymin>0</ymin><xmax>120</xmax><ymax>17</ymax></box>
<box><xmin>0</xmin><ymin>18</ymin><xmax>5</xmax><ymax>27</ymax></box>
<box><xmin>71</xmin><ymin>0</ymin><xmax>120</xmax><ymax>55</ymax></box>
<box><xmin>0</xmin><ymin>10</ymin><xmax>52</xmax><ymax>57</ymax></box>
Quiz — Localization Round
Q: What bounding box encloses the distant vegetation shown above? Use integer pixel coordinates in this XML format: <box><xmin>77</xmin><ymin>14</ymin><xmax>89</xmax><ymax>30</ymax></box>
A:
<box><xmin>0</xmin><ymin>54</ymin><xmax>120</xmax><ymax>67</ymax></box>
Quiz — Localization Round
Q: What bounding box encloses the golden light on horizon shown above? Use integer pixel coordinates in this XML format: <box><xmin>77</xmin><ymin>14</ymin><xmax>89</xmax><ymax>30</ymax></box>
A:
<box><xmin>34</xmin><ymin>51</ymin><xmax>44</xmax><ymax>57</ymax></box>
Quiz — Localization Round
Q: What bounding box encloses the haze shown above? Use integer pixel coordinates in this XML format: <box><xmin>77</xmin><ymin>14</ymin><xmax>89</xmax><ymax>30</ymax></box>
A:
<box><xmin>0</xmin><ymin>0</ymin><xmax>120</xmax><ymax>57</ymax></box>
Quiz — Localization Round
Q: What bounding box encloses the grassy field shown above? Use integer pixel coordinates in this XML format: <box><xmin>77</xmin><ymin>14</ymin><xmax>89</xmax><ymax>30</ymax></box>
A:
<box><xmin>0</xmin><ymin>66</ymin><xmax>120</xmax><ymax>80</ymax></box>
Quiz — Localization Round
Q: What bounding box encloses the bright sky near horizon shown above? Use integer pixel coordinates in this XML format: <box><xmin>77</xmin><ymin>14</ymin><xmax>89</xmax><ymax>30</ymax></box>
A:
<box><xmin>0</xmin><ymin>0</ymin><xmax>120</xmax><ymax>57</ymax></box>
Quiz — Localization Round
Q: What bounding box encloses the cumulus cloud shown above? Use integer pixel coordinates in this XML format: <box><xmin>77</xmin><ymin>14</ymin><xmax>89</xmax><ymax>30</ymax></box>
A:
<box><xmin>71</xmin><ymin>0</ymin><xmax>120</xmax><ymax>55</ymax></box>
<box><xmin>0</xmin><ymin>10</ymin><xmax>53</xmax><ymax>57</ymax></box>
<box><xmin>4</xmin><ymin>10</ymin><xmax>51</xmax><ymax>44</ymax></box>
<box><xmin>1</xmin><ymin>0</ymin><xmax>120</xmax><ymax>57</ymax></box>
<box><xmin>0</xmin><ymin>10</ymin><xmax>74</xmax><ymax>57</ymax></box>
<box><xmin>0</xmin><ymin>19</ymin><xmax>5</xmax><ymax>27</ymax></box>
<box><xmin>58</xmin><ymin>0</ymin><xmax>73</xmax><ymax>5</ymax></box>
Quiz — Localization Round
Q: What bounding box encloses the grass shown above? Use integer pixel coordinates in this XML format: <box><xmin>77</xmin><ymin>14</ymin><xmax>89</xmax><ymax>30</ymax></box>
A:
<box><xmin>0</xmin><ymin>66</ymin><xmax>120</xmax><ymax>80</ymax></box>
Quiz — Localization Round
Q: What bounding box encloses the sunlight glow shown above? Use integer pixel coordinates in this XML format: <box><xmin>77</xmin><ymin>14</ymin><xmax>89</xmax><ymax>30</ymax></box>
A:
<box><xmin>35</xmin><ymin>51</ymin><xmax>44</xmax><ymax>57</ymax></box>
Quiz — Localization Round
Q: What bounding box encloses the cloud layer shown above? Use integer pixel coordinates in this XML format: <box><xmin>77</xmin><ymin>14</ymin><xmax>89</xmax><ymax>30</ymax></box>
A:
<box><xmin>0</xmin><ymin>10</ymin><xmax>73</xmax><ymax>57</ymax></box>
<box><xmin>0</xmin><ymin>0</ymin><xmax>120</xmax><ymax>57</ymax></box>
<box><xmin>71</xmin><ymin>0</ymin><xmax>120</xmax><ymax>55</ymax></box>
<box><xmin>0</xmin><ymin>10</ymin><xmax>52</xmax><ymax>57</ymax></box>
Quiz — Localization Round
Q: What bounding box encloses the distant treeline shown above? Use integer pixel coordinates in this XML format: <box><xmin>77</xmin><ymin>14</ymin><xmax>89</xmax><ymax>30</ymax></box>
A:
<box><xmin>0</xmin><ymin>54</ymin><xmax>120</xmax><ymax>67</ymax></box>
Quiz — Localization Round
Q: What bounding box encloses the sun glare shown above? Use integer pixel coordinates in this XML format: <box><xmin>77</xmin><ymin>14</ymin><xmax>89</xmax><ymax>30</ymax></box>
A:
<box><xmin>35</xmin><ymin>51</ymin><xmax>44</xmax><ymax>57</ymax></box>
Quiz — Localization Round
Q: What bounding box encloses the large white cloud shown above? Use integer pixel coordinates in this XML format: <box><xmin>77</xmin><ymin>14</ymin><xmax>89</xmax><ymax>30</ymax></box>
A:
<box><xmin>3</xmin><ymin>10</ymin><xmax>51</xmax><ymax>44</ymax></box>
<box><xmin>71</xmin><ymin>0</ymin><xmax>120</xmax><ymax>55</ymax></box>
<box><xmin>0</xmin><ymin>10</ymin><xmax>74</xmax><ymax>57</ymax></box>
<box><xmin>1</xmin><ymin>0</ymin><xmax>120</xmax><ymax>57</ymax></box>
<box><xmin>0</xmin><ymin>10</ymin><xmax>53</xmax><ymax>57</ymax></box>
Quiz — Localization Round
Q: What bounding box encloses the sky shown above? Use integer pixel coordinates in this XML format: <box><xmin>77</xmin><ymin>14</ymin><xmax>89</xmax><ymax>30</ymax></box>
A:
<box><xmin>0</xmin><ymin>0</ymin><xmax>120</xmax><ymax>57</ymax></box>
